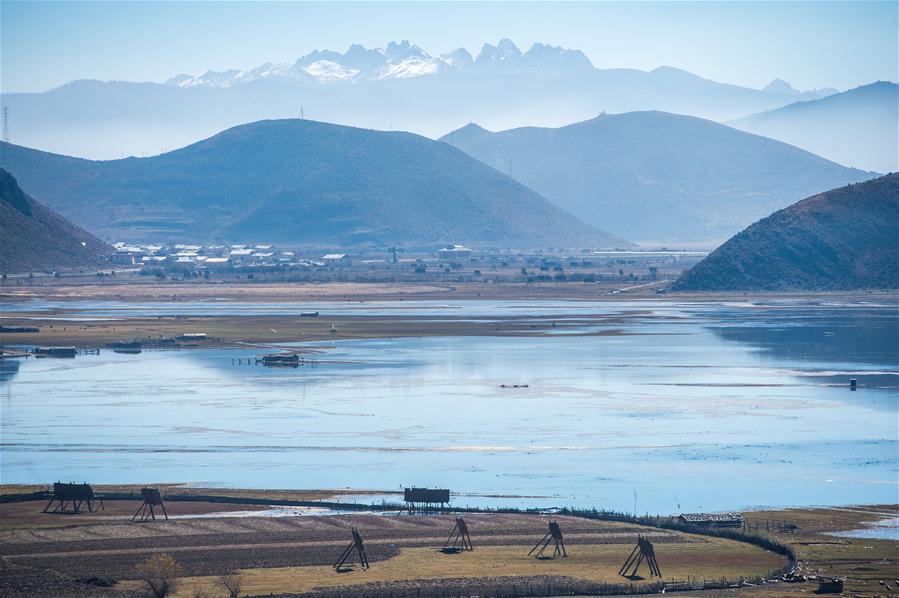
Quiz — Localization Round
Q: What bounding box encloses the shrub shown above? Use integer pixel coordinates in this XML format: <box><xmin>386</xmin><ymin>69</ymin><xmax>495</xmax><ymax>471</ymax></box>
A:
<box><xmin>135</xmin><ymin>553</ymin><xmax>183</xmax><ymax>598</ymax></box>
<box><xmin>218</xmin><ymin>571</ymin><xmax>242</xmax><ymax>598</ymax></box>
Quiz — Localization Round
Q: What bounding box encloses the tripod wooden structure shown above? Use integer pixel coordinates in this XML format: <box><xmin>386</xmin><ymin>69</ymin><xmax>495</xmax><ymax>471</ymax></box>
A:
<box><xmin>619</xmin><ymin>535</ymin><xmax>662</xmax><ymax>578</ymax></box>
<box><xmin>131</xmin><ymin>488</ymin><xmax>168</xmax><ymax>522</ymax></box>
<box><xmin>443</xmin><ymin>517</ymin><xmax>473</xmax><ymax>552</ymax></box>
<box><xmin>334</xmin><ymin>528</ymin><xmax>370</xmax><ymax>571</ymax></box>
<box><xmin>529</xmin><ymin>521</ymin><xmax>567</xmax><ymax>559</ymax></box>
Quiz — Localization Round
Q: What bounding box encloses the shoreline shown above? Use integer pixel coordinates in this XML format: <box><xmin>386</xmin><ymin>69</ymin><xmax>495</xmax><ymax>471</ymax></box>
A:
<box><xmin>2</xmin><ymin>285</ymin><xmax>895</xmax><ymax>350</ymax></box>
<box><xmin>2</xmin><ymin>484</ymin><xmax>896</xmax><ymax>525</ymax></box>
<box><xmin>0</xmin><ymin>312</ymin><xmax>641</xmax><ymax>349</ymax></box>
<box><xmin>3</xmin><ymin>280</ymin><xmax>898</xmax><ymax>304</ymax></box>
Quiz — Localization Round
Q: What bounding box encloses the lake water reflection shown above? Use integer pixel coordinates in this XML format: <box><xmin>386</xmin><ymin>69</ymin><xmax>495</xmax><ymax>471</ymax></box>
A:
<box><xmin>1</xmin><ymin>299</ymin><xmax>896</xmax><ymax>513</ymax></box>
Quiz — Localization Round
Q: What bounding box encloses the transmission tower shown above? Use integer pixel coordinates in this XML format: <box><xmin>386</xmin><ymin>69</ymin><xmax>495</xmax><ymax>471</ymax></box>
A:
<box><xmin>1</xmin><ymin>107</ymin><xmax>8</xmax><ymax>143</ymax></box>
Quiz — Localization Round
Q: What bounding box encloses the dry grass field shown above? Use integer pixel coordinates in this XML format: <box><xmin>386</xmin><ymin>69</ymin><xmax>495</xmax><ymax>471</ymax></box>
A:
<box><xmin>644</xmin><ymin>507</ymin><xmax>899</xmax><ymax>598</ymax></box>
<box><xmin>160</xmin><ymin>537</ymin><xmax>783</xmax><ymax>598</ymax></box>
<box><xmin>4</xmin><ymin>279</ymin><xmax>892</xmax><ymax>305</ymax></box>
<box><xmin>0</xmin><ymin>282</ymin><xmax>456</xmax><ymax>303</ymax></box>
<box><xmin>0</xmin><ymin>485</ymin><xmax>895</xmax><ymax>597</ymax></box>
<box><xmin>0</xmin><ymin>495</ymin><xmax>791</xmax><ymax>598</ymax></box>
<box><xmin>0</xmin><ymin>310</ymin><xmax>639</xmax><ymax>348</ymax></box>
<box><xmin>735</xmin><ymin>506</ymin><xmax>899</xmax><ymax>597</ymax></box>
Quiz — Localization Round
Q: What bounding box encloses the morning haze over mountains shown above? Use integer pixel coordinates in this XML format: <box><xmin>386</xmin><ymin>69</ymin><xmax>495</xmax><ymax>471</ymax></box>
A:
<box><xmin>1</xmin><ymin>37</ymin><xmax>896</xmax><ymax>288</ymax></box>
<box><xmin>441</xmin><ymin>111</ymin><xmax>872</xmax><ymax>243</ymax></box>
<box><xmin>4</xmin><ymin>39</ymin><xmax>894</xmax><ymax>170</ymax></box>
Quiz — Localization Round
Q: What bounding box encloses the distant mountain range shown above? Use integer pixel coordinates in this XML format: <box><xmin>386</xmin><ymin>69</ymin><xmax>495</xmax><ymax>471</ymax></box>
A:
<box><xmin>441</xmin><ymin>111</ymin><xmax>876</xmax><ymax>244</ymax></box>
<box><xmin>729</xmin><ymin>82</ymin><xmax>899</xmax><ymax>173</ymax></box>
<box><xmin>0</xmin><ymin>39</ymin><xmax>840</xmax><ymax>159</ymax></box>
<box><xmin>672</xmin><ymin>173</ymin><xmax>899</xmax><ymax>291</ymax></box>
<box><xmin>761</xmin><ymin>78</ymin><xmax>837</xmax><ymax>97</ymax></box>
<box><xmin>0</xmin><ymin>168</ymin><xmax>110</xmax><ymax>274</ymax></box>
<box><xmin>0</xmin><ymin>119</ymin><xmax>626</xmax><ymax>249</ymax></box>
<box><xmin>167</xmin><ymin>39</ymin><xmax>595</xmax><ymax>87</ymax></box>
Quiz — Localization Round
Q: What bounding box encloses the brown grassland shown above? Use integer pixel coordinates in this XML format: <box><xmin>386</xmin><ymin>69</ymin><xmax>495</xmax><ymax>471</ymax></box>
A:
<box><xmin>3</xmin><ymin>279</ymin><xmax>893</xmax><ymax>304</ymax></box>
<box><xmin>156</xmin><ymin>539</ymin><xmax>783</xmax><ymax>598</ymax></box>
<box><xmin>0</xmin><ymin>486</ymin><xmax>895</xmax><ymax>597</ymax></box>
<box><xmin>0</xmin><ymin>311</ymin><xmax>637</xmax><ymax>349</ymax></box>
<box><xmin>0</xmin><ymin>497</ymin><xmax>786</xmax><ymax>598</ymax></box>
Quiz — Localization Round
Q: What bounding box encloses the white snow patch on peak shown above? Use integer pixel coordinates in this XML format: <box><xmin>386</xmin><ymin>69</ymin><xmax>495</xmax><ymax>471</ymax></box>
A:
<box><xmin>245</xmin><ymin>62</ymin><xmax>293</xmax><ymax>79</ymax></box>
<box><xmin>165</xmin><ymin>73</ymin><xmax>193</xmax><ymax>86</ymax></box>
<box><xmin>302</xmin><ymin>60</ymin><xmax>360</xmax><ymax>83</ymax></box>
<box><xmin>378</xmin><ymin>56</ymin><xmax>444</xmax><ymax>80</ymax></box>
<box><xmin>180</xmin><ymin>70</ymin><xmax>237</xmax><ymax>87</ymax></box>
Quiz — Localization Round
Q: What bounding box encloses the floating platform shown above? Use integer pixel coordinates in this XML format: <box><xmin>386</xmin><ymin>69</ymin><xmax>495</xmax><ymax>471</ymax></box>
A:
<box><xmin>34</xmin><ymin>346</ymin><xmax>77</xmax><ymax>358</ymax></box>
<box><xmin>0</xmin><ymin>325</ymin><xmax>40</xmax><ymax>333</ymax></box>
<box><xmin>258</xmin><ymin>353</ymin><xmax>301</xmax><ymax>367</ymax></box>
<box><xmin>108</xmin><ymin>341</ymin><xmax>142</xmax><ymax>350</ymax></box>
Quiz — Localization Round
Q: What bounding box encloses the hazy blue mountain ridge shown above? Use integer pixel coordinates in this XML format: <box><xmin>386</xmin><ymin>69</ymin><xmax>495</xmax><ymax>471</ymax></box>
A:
<box><xmin>441</xmin><ymin>111</ymin><xmax>876</xmax><ymax>243</ymax></box>
<box><xmin>1</xmin><ymin>40</ymin><xmax>838</xmax><ymax>159</ymax></box>
<box><xmin>0</xmin><ymin>119</ymin><xmax>628</xmax><ymax>249</ymax></box>
<box><xmin>729</xmin><ymin>82</ymin><xmax>898</xmax><ymax>173</ymax></box>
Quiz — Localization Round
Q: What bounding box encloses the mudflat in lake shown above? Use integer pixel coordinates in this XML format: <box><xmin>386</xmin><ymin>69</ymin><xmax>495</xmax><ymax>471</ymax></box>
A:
<box><xmin>1</xmin><ymin>299</ymin><xmax>896</xmax><ymax>513</ymax></box>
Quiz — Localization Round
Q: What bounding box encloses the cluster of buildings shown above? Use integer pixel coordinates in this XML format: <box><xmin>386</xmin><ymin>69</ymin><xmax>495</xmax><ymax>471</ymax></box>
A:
<box><xmin>102</xmin><ymin>242</ymin><xmax>702</xmax><ymax>285</ymax></box>
<box><xmin>110</xmin><ymin>243</ymin><xmax>343</xmax><ymax>271</ymax></box>
<box><xmin>110</xmin><ymin>242</ymin><xmax>478</xmax><ymax>273</ymax></box>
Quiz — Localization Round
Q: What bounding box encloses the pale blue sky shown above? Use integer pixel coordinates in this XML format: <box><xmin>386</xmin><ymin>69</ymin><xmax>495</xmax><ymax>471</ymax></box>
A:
<box><xmin>2</xmin><ymin>1</ymin><xmax>896</xmax><ymax>93</ymax></box>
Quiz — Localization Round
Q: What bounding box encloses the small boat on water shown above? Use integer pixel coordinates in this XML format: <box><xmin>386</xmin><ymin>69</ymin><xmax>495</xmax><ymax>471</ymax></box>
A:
<box><xmin>299</xmin><ymin>311</ymin><xmax>320</xmax><ymax>317</ymax></box>
<box><xmin>257</xmin><ymin>353</ymin><xmax>301</xmax><ymax>367</ymax></box>
<box><xmin>34</xmin><ymin>346</ymin><xmax>77</xmax><ymax>358</ymax></box>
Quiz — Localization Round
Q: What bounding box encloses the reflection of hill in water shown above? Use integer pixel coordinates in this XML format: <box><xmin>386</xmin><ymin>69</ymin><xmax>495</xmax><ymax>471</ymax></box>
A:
<box><xmin>0</xmin><ymin>358</ymin><xmax>22</xmax><ymax>382</ymax></box>
<box><xmin>710</xmin><ymin>310</ymin><xmax>898</xmax><ymax>368</ymax></box>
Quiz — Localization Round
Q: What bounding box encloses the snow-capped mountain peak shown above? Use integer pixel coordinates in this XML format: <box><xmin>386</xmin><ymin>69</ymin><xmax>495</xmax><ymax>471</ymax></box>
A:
<box><xmin>523</xmin><ymin>43</ymin><xmax>594</xmax><ymax>72</ymax></box>
<box><xmin>338</xmin><ymin>44</ymin><xmax>384</xmax><ymax>72</ymax></box>
<box><xmin>165</xmin><ymin>40</ymin><xmax>595</xmax><ymax>88</ymax></box>
<box><xmin>477</xmin><ymin>39</ymin><xmax>523</xmax><ymax>64</ymax></box>
<box><xmin>384</xmin><ymin>40</ymin><xmax>430</xmax><ymax>62</ymax></box>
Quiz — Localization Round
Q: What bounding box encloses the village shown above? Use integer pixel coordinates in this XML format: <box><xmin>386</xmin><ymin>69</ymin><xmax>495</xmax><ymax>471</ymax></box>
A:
<box><xmin>97</xmin><ymin>242</ymin><xmax>709</xmax><ymax>287</ymax></box>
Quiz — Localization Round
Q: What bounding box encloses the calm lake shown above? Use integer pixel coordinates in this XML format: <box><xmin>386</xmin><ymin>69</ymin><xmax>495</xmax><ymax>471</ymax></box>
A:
<box><xmin>1</xmin><ymin>299</ymin><xmax>896</xmax><ymax>514</ymax></box>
